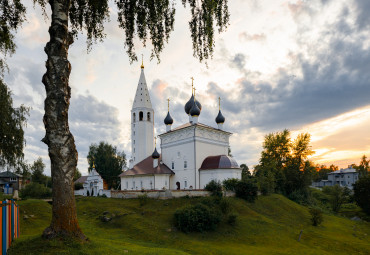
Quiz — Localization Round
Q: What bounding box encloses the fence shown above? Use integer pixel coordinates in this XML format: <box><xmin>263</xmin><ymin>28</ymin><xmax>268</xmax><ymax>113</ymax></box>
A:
<box><xmin>0</xmin><ymin>200</ymin><xmax>20</xmax><ymax>255</ymax></box>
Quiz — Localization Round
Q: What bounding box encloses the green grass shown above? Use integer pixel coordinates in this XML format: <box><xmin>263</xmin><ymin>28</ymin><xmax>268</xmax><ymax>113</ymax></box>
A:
<box><xmin>8</xmin><ymin>194</ymin><xmax>370</xmax><ymax>255</ymax></box>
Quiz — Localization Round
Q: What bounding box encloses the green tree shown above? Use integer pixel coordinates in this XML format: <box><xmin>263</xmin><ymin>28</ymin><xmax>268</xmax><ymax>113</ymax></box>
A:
<box><xmin>353</xmin><ymin>175</ymin><xmax>370</xmax><ymax>215</ymax></box>
<box><xmin>4</xmin><ymin>0</ymin><xmax>229</xmax><ymax>240</ymax></box>
<box><xmin>31</xmin><ymin>157</ymin><xmax>47</xmax><ymax>185</ymax></box>
<box><xmin>357</xmin><ymin>155</ymin><xmax>369</xmax><ymax>177</ymax></box>
<box><xmin>0</xmin><ymin>80</ymin><xmax>29</xmax><ymax>168</ymax></box>
<box><xmin>87</xmin><ymin>142</ymin><xmax>126</xmax><ymax>189</ymax></box>
<box><xmin>73</xmin><ymin>167</ymin><xmax>82</xmax><ymax>181</ymax></box>
<box><xmin>240</xmin><ymin>164</ymin><xmax>250</xmax><ymax>179</ymax></box>
<box><xmin>322</xmin><ymin>185</ymin><xmax>350</xmax><ymax>213</ymax></box>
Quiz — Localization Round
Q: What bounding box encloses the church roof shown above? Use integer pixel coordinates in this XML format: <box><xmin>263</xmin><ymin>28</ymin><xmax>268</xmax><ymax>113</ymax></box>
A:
<box><xmin>200</xmin><ymin>155</ymin><xmax>239</xmax><ymax>170</ymax></box>
<box><xmin>119</xmin><ymin>155</ymin><xmax>174</xmax><ymax>176</ymax></box>
<box><xmin>160</xmin><ymin>122</ymin><xmax>232</xmax><ymax>135</ymax></box>
<box><xmin>132</xmin><ymin>68</ymin><xmax>153</xmax><ymax>109</ymax></box>
<box><xmin>75</xmin><ymin>176</ymin><xmax>88</xmax><ymax>184</ymax></box>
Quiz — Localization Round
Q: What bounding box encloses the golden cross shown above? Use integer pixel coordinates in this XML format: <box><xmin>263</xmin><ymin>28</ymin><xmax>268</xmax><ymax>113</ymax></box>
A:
<box><xmin>141</xmin><ymin>54</ymin><xmax>143</xmax><ymax>65</ymax></box>
<box><xmin>167</xmin><ymin>98</ymin><xmax>170</xmax><ymax>111</ymax></box>
<box><xmin>193</xmin><ymin>87</ymin><xmax>196</xmax><ymax>100</ymax></box>
<box><xmin>154</xmin><ymin>137</ymin><xmax>157</xmax><ymax>146</ymax></box>
<box><xmin>219</xmin><ymin>97</ymin><xmax>221</xmax><ymax>111</ymax></box>
<box><xmin>191</xmin><ymin>77</ymin><xmax>194</xmax><ymax>94</ymax></box>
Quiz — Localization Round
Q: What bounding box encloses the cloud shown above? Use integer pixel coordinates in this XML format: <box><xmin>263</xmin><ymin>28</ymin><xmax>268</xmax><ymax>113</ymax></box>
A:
<box><xmin>238</xmin><ymin>32</ymin><xmax>266</xmax><ymax>42</ymax></box>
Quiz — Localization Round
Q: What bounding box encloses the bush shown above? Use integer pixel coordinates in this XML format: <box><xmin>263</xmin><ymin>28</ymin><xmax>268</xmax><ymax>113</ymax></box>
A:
<box><xmin>353</xmin><ymin>176</ymin><xmax>370</xmax><ymax>215</ymax></box>
<box><xmin>309</xmin><ymin>207</ymin><xmax>323</xmax><ymax>226</ymax></box>
<box><xmin>235</xmin><ymin>179</ymin><xmax>258</xmax><ymax>202</ymax></box>
<box><xmin>219</xmin><ymin>197</ymin><xmax>232</xmax><ymax>215</ymax></box>
<box><xmin>138</xmin><ymin>193</ymin><xmax>149</xmax><ymax>207</ymax></box>
<box><xmin>20</xmin><ymin>182</ymin><xmax>52</xmax><ymax>199</ymax></box>
<box><xmin>222</xmin><ymin>178</ymin><xmax>239</xmax><ymax>191</ymax></box>
<box><xmin>174</xmin><ymin>203</ymin><xmax>222</xmax><ymax>232</ymax></box>
<box><xmin>287</xmin><ymin>188</ymin><xmax>310</xmax><ymax>205</ymax></box>
<box><xmin>323</xmin><ymin>185</ymin><xmax>350</xmax><ymax>213</ymax></box>
<box><xmin>74</xmin><ymin>182</ymin><xmax>83</xmax><ymax>190</ymax></box>
<box><xmin>205</xmin><ymin>180</ymin><xmax>223</xmax><ymax>197</ymax></box>
<box><xmin>227</xmin><ymin>213</ymin><xmax>238</xmax><ymax>226</ymax></box>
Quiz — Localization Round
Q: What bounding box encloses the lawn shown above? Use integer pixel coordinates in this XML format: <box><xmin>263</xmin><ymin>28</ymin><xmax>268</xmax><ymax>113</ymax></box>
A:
<box><xmin>8</xmin><ymin>194</ymin><xmax>370</xmax><ymax>255</ymax></box>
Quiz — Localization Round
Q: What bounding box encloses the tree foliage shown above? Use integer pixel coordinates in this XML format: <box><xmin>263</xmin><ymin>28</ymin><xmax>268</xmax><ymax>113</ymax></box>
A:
<box><xmin>322</xmin><ymin>185</ymin><xmax>351</xmax><ymax>213</ymax></box>
<box><xmin>254</xmin><ymin>129</ymin><xmax>314</xmax><ymax>196</ymax></box>
<box><xmin>87</xmin><ymin>141</ymin><xmax>126</xmax><ymax>189</ymax></box>
<box><xmin>353</xmin><ymin>175</ymin><xmax>370</xmax><ymax>215</ymax></box>
<box><xmin>0</xmin><ymin>80</ymin><xmax>29</xmax><ymax>167</ymax></box>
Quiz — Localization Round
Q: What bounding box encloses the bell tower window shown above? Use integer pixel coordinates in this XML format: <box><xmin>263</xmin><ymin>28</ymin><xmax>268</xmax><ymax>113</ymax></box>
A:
<box><xmin>133</xmin><ymin>113</ymin><xmax>136</xmax><ymax>122</ymax></box>
<box><xmin>147</xmin><ymin>112</ymin><xmax>151</xmax><ymax>121</ymax></box>
<box><xmin>139</xmin><ymin>111</ymin><xmax>143</xmax><ymax>121</ymax></box>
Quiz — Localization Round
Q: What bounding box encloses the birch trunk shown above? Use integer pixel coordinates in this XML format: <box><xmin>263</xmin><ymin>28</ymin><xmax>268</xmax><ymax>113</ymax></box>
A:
<box><xmin>41</xmin><ymin>0</ymin><xmax>85</xmax><ymax>240</ymax></box>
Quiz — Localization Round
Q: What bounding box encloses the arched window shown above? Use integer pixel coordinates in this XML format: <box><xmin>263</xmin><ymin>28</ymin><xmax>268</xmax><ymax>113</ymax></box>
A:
<box><xmin>147</xmin><ymin>112</ymin><xmax>151</xmax><ymax>121</ymax></box>
<box><xmin>139</xmin><ymin>111</ymin><xmax>143</xmax><ymax>121</ymax></box>
<box><xmin>133</xmin><ymin>113</ymin><xmax>136</xmax><ymax>122</ymax></box>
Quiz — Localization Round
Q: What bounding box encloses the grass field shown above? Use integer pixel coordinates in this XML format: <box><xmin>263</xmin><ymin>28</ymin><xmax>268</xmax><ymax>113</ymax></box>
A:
<box><xmin>8</xmin><ymin>194</ymin><xmax>370</xmax><ymax>255</ymax></box>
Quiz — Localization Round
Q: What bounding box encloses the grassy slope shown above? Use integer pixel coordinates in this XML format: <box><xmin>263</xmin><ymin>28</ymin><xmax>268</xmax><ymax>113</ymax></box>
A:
<box><xmin>8</xmin><ymin>194</ymin><xmax>370</xmax><ymax>255</ymax></box>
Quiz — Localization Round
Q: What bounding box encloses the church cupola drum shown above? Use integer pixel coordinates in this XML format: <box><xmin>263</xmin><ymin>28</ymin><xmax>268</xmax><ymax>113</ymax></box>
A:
<box><xmin>130</xmin><ymin>59</ymin><xmax>154</xmax><ymax>167</ymax></box>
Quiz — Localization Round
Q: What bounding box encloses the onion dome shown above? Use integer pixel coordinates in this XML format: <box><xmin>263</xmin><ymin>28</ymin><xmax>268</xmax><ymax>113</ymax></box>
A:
<box><xmin>190</xmin><ymin>99</ymin><xmax>201</xmax><ymax>117</ymax></box>
<box><xmin>184</xmin><ymin>94</ymin><xmax>194</xmax><ymax>114</ymax></box>
<box><xmin>215</xmin><ymin>110</ymin><xmax>225</xmax><ymax>124</ymax></box>
<box><xmin>164</xmin><ymin>111</ymin><xmax>173</xmax><ymax>125</ymax></box>
<box><xmin>152</xmin><ymin>147</ymin><xmax>160</xmax><ymax>159</ymax></box>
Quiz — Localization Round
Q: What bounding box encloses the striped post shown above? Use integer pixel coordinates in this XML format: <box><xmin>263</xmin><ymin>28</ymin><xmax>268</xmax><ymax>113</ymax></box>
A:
<box><xmin>11</xmin><ymin>201</ymin><xmax>14</xmax><ymax>242</ymax></box>
<box><xmin>2</xmin><ymin>201</ymin><xmax>6</xmax><ymax>255</ymax></box>
<box><xmin>7</xmin><ymin>202</ymin><xmax>10</xmax><ymax>249</ymax></box>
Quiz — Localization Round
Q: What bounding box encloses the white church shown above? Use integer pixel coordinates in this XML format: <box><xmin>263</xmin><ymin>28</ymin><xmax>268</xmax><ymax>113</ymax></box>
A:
<box><xmin>119</xmin><ymin>62</ymin><xmax>241</xmax><ymax>190</ymax></box>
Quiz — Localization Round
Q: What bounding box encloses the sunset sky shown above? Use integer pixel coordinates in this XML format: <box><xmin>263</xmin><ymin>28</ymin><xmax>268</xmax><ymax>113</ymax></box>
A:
<box><xmin>6</xmin><ymin>0</ymin><xmax>370</xmax><ymax>175</ymax></box>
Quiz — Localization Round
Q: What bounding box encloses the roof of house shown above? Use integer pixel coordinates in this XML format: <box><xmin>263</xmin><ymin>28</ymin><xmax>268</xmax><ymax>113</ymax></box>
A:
<box><xmin>200</xmin><ymin>155</ymin><xmax>239</xmax><ymax>170</ymax></box>
<box><xmin>159</xmin><ymin>122</ymin><xmax>232</xmax><ymax>136</ymax></box>
<box><xmin>119</xmin><ymin>155</ymin><xmax>174</xmax><ymax>177</ymax></box>
<box><xmin>329</xmin><ymin>168</ymin><xmax>357</xmax><ymax>174</ymax></box>
<box><xmin>75</xmin><ymin>176</ymin><xmax>88</xmax><ymax>184</ymax></box>
<box><xmin>0</xmin><ymin>171</ymin><xmax>21</xmax><ymax>178</ymax></box>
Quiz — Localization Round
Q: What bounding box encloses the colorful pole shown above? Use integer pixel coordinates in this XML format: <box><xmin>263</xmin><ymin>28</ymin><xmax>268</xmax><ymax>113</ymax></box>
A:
<box><xmin>2</xmin><ymin>201</ymin><xmax>6</xmax><ymax>255</ymax></box>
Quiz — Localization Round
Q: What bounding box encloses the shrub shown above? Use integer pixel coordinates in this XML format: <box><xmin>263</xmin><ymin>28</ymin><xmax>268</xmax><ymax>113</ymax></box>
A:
<box><xmin>227</xmin><ymin>213</ymin><xmax>238</xmax><ymax>226</ymax></box>
<box><xmin>309</xmin><ymin>207</ymin><xmax>323</xmax><ymax>226</ymax></box>
<box><xmin>353</xmin><ymin>175</ymin><xmax>370</xmax><ymax>215</ymax></box>
<box><xmin>138</xmin><ymin>193</ymin><xmax>149</xmax><ymax>207</ymax></box>
<box><xmin>174</xmin><ymin>203</ymin><xmax>222</xmax><ymax>232</ymax></box>
<box><xmin>205</xmin><ymin>180</ymin><xmax>223</xmax><ymax>197</ymax></box>
<box><xmin>288</xmin><ymin>189</ymin><xmax>310</xmax><ymax>205</ymax></box>
<box><xmin>219</xmin><ymin>197</ymin><xmax>232</xmax><ymax>215</ymax></box>
<box><xmin>235</xmin><ymin>179</ymin><xmax>258</xmax><ymax>202</ymax></box>
<box><xmin>20</xmin><ymin>182</ymin><xmax>52</xmax><ymax>199</ymax></box>
<box><xmin>323</xmin><ymin>185</ymin><xmax>350</xmax><ymax>213</ymax></box>
<box><xmin>222</xmin><ymin>178</ymin><xmax>239</xmax><ymax>191</ymax></box>
<box><xmin>74</xmin><ymin>182</ymin><xmax>83</xmax><ymax>190</ymax></box>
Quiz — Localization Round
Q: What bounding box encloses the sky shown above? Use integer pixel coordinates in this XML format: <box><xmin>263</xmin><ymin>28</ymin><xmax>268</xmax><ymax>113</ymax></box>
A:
<box><xmin>5</xmin><ymin>0</ymin><xmax>370</xmax><ymax>176</ymax></box>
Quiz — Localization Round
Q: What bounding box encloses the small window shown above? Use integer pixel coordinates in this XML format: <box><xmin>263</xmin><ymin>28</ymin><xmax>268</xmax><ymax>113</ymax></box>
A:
<box><xmin>147</xmin><ymin>112</ymin><xmax>151</xmax><ymax>121</ymax></box>
<box><xmin>133</xmin><ymin>113</ymin><xmax>136</xmax><ymax>122</ymax></box>
<box><xmin>172</xmin><ymin>162</ymin><xmax>174</xmax><ymax>170</ymax></box>
<box><xmin>133</xmin><ymin>181</ymin><xmax>135</xmax><ymax>189</ymax></box>
<box><xmin>185</xmin><ymin>181</ymin><xmax>187</xmax><ymax>188</ymax></box>
<box><xmin>150</xmin><ymin>181</ymin><xmax>153</xmax><ymax>189</ymax></box>
<box><xmin>177</xmin><ymin>152</ymin><xmax>180</xmax><ymax>158</ymax></box>
<box><xmin>134</xmin><ymin>140</ymin><xmax>135</xmax><ymax>144</ymax></box>
<box><xmin>141</xmin><ymin>181</ymin><xmax>143</xmax><ymax>189</ymax></box>
<box><xmin>348</xmin><ymin>176</ymin><xmax>350</xmax><ymax>178</ymax></box>
<box><xmin>134</xmin><ymin>131</ymin><xmax>135</xmax><ymax>135</ymax></box>
<box><xmin>184</xmin><ymin>161</ymin><xmax>187</xmax><ymax>169</ymax></box>
<box><xmin>139</xmin><ymin>111</ymin><xmax>143</xmax><ymax>121</ymax></box>
<box><xmin>134</xmin><ymin>148</ymin><xmax>135</xmax><ymax>153</ymax></box>
<box><xmin>126</xmin><ymin>181</ymin><xmax>128</xmax><ymax>189</ymax></box>
<box><xmin>165</xmin><ymin>180</ymin><xmax>167</xmax><ymax>186</ymax></box>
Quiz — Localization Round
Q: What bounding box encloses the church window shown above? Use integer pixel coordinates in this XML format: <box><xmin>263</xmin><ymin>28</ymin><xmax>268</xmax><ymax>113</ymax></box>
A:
<box><xmin>165</xmin><ymin>180</ymin><xmax>167</xmax><ymax>186</ymax></box>
<box><xmin>172</xmin><ymin>162</ymin><xmax>174</xmax><ymax>169</ymax></box>
<box><xmin>126</xmin><ymin>181</ymin><xmax>128</xmax><ymax>189</ymax></box>
<box><xmin>150</xmin><ymin>181</ymin><xmax>153</xmax><ymax>189</ymax></box>
<box><xmin>134</xmin><ymin>140</ymin><xmax>135</xmax><ymax>144</ymax></box>
<box><xmin>133</xmin><ymin>181</ymin><xmax>135</xmax><ymax>189</ymax></box>
<box><xmin>184</xmin><ymin>161</ymin><xmax>187</xmax><ymax>169</ymax></box>
<box><xmin>184</xmin><ymin>181</ymin><xmax>187</xmax><ymax>188</ymax></box>
<box><xmin>177</xmin><ymin>152</ymin><xmax>180</xmax><ymax>158</ymax></box>
<box><xmin>133</xmin><ymin>113</ymin><xmax>136</xmax><ymax>122</ymax></box>
<box><xmin>134</xmin><ymin>131</ymin><xmax>135</xmax><ymax>135</ymax></box>
<box><xmin>139</xmin><ymin>111</ymin><xmax>143</xmax><ymax>121</ymax></box>
<box><xmin>134</xmin><ymin>148</ymin><xmax>135</xmax><ymax>153</ymax></box>
<box><xmin>147</xmin><ymin>112</ymin><xmax>151</xmax><ymax>121</ymax></box>
<box><xmin>140</xmin><ymin>181</ymin><xmax>143</xmax><ymax>189</ymax></box>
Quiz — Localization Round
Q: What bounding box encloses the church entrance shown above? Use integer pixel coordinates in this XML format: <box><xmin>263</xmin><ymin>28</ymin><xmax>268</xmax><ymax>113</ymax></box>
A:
<box><xmin>176</xmin><ymin>182</ymin><xmax>180</xmax><ymax>190</ymax></box>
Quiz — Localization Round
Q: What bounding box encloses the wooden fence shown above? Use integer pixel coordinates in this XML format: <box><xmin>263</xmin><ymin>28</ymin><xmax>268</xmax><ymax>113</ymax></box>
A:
<box><xmin>0</xmin><ymin>200</ymin><xmax>20</xmax><ymax>255</ymax></box>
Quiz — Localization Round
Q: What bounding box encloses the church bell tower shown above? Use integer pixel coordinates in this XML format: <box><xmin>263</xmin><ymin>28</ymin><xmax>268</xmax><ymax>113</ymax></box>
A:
<box><xmin>129</xmin><ymin>59</ymin><xmax>154</xmax><ymax>168</ymax></box>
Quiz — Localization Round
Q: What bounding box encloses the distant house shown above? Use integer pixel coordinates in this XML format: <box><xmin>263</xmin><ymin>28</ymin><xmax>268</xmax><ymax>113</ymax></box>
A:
<box><xmin>0</xmin><ymin>171</ymin><xmax>24</xmax><ymax>194</ymax></box>
<box><xmin>312</xmin><ymin>166</ymin><xmax>359</xmax><ymax>189</ymax></box>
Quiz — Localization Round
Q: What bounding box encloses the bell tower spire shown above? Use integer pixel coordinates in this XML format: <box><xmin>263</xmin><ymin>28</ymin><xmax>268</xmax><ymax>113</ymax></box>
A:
<box><xmin>129</xmin><ymin>56</ymin><xmax>154</xmax><ymax>168</ymax></box>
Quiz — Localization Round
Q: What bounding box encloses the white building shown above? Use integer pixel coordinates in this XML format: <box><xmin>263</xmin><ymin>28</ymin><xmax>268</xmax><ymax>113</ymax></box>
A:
<box><xmin>120</xmin><ymin>63</ymin><xmax>241</xmax><ymax>190</ymax></box>
<box><xmin>79</xmin><ymin>166</ymin><xmax>108</xmax><ymax>196</ymax></box>
<box><xmin>312</xmin><ymin>166</ymin><xmax>359</xmax><ymax>189</ymax></box>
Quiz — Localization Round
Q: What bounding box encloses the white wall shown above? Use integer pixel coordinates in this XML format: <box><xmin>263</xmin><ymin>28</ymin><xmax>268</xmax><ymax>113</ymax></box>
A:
<box><xmin>200</xmin><ymin>169</ymin><xmax>242</xmax><ymax>189</ymax></box>
<box><xmin>121</xmin><ymin>174</ymin><xmax>171</xmax><ymax>190</ymax></box>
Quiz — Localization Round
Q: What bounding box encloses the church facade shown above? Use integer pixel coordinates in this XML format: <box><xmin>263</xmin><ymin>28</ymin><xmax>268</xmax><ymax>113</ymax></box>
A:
<box><xmin>119</xmin><ymin>63</ymin><xmax>241</xmax><ymax>190</ymax></box>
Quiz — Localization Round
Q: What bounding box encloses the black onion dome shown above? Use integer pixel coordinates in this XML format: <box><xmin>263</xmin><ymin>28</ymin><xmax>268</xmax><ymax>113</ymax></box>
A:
<box><xmin>184</xmin><ymin>94</ymin><xmax>194</xmax><ymax>114</ymax></box>
<box><xmin>152</xmin><ymin>147</ymin><xmax>160</xmax><ymax>159</ymax></box>
<box><xmin>215</xmin><ymin>110</ymin><xmax>225</xmax><ymax>124</ymax></box>
<box><xmin>190</xmin><ymin>100</ymin><xmax>201</xmax><ymax>116</ymax></box>
<box><xmin>164</xmin><ymin>111</ymin><xmax>173</xmax><ymax>125</ymax></box>
<box><xmin>185</xmin><ymin>95</ymin><xmax>202</xmax><ymax>115</ymax></box>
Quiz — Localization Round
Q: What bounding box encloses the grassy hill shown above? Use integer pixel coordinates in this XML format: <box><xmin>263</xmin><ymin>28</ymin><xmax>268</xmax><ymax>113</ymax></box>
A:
<box><xmin>8</xmin><ymin>194</ymin><xmax>370</xmax><ymax>255</ymax></box>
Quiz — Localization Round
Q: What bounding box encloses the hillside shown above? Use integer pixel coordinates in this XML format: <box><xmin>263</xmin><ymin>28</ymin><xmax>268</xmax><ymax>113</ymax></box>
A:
<box><xmin>8</xmin><ymin>194</ymin><xmax>370</xmax><ymax>255</ymax></box>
